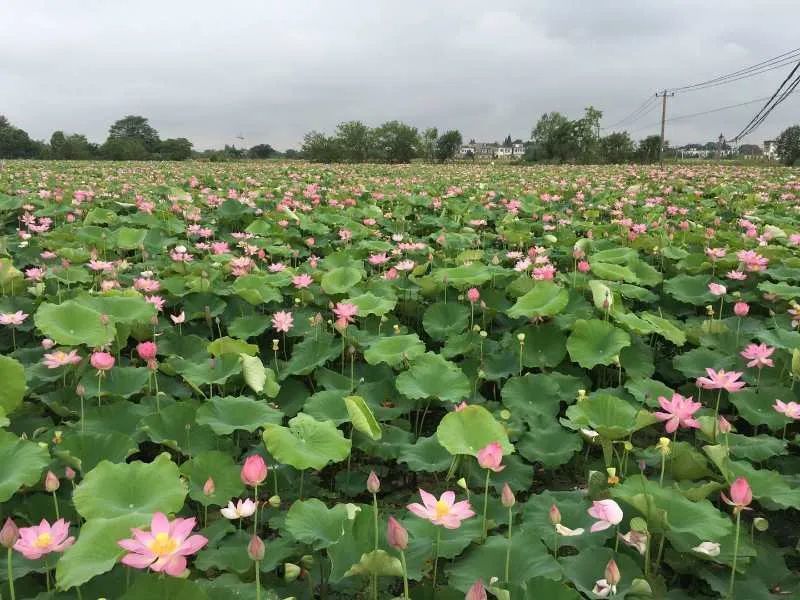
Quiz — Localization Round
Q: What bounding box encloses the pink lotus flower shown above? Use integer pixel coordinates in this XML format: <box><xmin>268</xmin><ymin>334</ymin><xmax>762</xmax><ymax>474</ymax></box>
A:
<box><xmin>386</xmin><ymin>516</ymin><xmax>408</xmax><ymax>550</ymax></box>
<box><xmin>292</xmin><ymin>273</ymin><xmax>313</xmax><ymax>289</ymax></box>
<box><xmin>467</xmin><ymin>288</ymin><xmax>480</xmax><ymax>303</ymax></box>
<box><xmin>773</xmin><ymin>400</ymin><xmax>800</xmax><ymax>420</ymax></box>
<box><xmin>407</xmin><ymin>489</ymin><xmax>475</xmax><ymax>529</ymax></box>
<box><xmin>170</xmin><ymin>311</ymin><xmax>186</xmax><ymax>324</ymax></box>
<box><xmin>241</xmin><ymin>455</ymin><xmax>268</xmax><ymax>487</ymax></box>
<box><xmin>0</xmin><ymin>311</ymin><xmax>28</xmax><ymax>326</ymax></box>
<box><xmin>90</xmin><ymin>351</ymin><xmax>115</xmax><ymax>372</ymax></box>
<box><xmin>118</xmin><ymin>512</ymin><xmax>207</xmax><ymax>576</ymax></box>
<box><xmin>577</xmin><ymin>260</ymin><xmax>591</xmax><ymax>273</ymax></box>
<box><xmin>733</xmin><ymin>302</ymin><xmax>749</xmax><ymax>317</ymax></box>
<box><xmin>618</xmin><ymin>530</ymin><xmax>647</xmax><ymax>555</ymax></box>
<box><xmin>587</xmin><ymin>499</ymin><xmax>623</xmax><ymax>532</ymax></box>
<box><xmin>272</xmin><ymin>310</ymin><xmax>294</xmax><ymax>333</ymax></box>
<box><xmin>654</xmin><ymin>393</ymin><xmax>701</xmax><ymax>433</ymax></box>
<box><xmin>465</xmin><ymin>580</ymin><xmax>487</xmax><ymax>600</ymax></box>
<box><xmin>333</xmin><ymin>302</ymin><xmax>358</xmax><ymax>329</ymax></box>
<box><xmin>476</xmin><ymin>442</ymin><xmax>505</xmax><ymax>472</ymax></box>
<box><xmin>721</xmin><ymin>477</ymin><xmax>752</xmax><ymax>514</ymax></box>
<box><xmin>740</xmin><ymin>343</ymin><xmax>774</xmax><ymax>369</ymax></box>
<box><xmin>696</xmin><ymin>368</ymin><xmax>746</xmax><ymax>392</ymax></box>
<box><xmin>726</xmin><ymin>270</ymin><xmax>747</xmax><ymax>281</ymax></box>
<box><xmin>136</xmin><ymin>341</ymin><xmax>157</xmax><ymax>362</ymax></box>
<box><xmin>14</xmin><ymin>519</ymin><xmax>74</xmax><ymax>559</ymax></box>
<box><xmin>708</xmin><ymin>283</ymin><xmax>727</xmax><ymax>296</ymax></box>
<box><xmin>42</xmin><ymin>349</ymin><xmax>82</xmax><ymax>369</ymax></box>
<box><xmin>593</xmin><ymin>559</ymin><xmax>621</xmax><ymax>598</ymax></box>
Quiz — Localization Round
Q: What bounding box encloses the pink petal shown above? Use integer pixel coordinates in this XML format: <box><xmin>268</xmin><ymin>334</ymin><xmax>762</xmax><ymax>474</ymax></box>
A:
<box><xmin>407</xmin><ymin>503</ymin><xmax>431</xmax><ymax>519</ymax></box>
<box><xmin>440</xmin><ymin>490</ymin><xmax>455</xmax><ymax>506</ymax></box>
<box><xmin>590</xmin><ymin>521</ymin><xmax>612</xmax><ymax>532</ymax></box>
<box><xmin>150</xmin><ymin>512</ymin><xmax>170</xmax><ymax>536</ymax></box>
<box><xmin>163</xmin><ymin>554</ymin><xmax>188</xmax><ymax>577</ymax></box>
<box><xmin>121</xmin><ymin>552</ymin><xmax>155</xmax><ymax>569</ymax></box>
<box><xmin>418</xmin><ymin>489</ymin><xmax>437</xmax><ymax>511</ymax></box>
<box><xmin>177</xmin><ymin>534</ymin><xmax>208</xmax><ymax>555</ymax></box>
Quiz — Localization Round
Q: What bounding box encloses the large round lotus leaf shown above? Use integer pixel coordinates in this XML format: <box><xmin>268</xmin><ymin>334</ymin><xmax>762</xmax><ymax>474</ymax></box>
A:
<box><xmin>207</xmin><ymin>336</ymin><xmax>258</xmax><ymax>357</ymax></box>
<box><xmin>196</xmin><ymin>396</ymin><xmax>283</xmax><ymax>435</ymax></box>
<box><xmin>664</xmin><ymin>274</ymin><xmax>715</xmax><ymax>305</ymax></box>
<box><xmin>79</xmin><ymin>367</ymin><xmax>150</xmax><ymax>399</ymax></box>
<box><xmin>0</xmin><ymin>430</ymin><xmax>50</xmax><ymax>502</ymax></box>
<box><xmin>321</xmin><ymin>266</ymin><xmax>363</xmax><ymax>294</ymax></box>
<box><xmin>673</xmin><ymin>347</ymin><xmax>736</xmax><ymax>378</ymax></box>
<box><xmin>34</xmin><ymin>300</ymin><xmax>115</xmax><ymax>347</ymax></box>
<box><xmin>79</xmin><ymin>293</ymin><xmax>157</xmax><ymax>325</ymax></box>
<box><xmin>73</xmin><ymin>453</ymin><xmax>187</xmax><ymax>519</ymax></box>
<box><xmin>507</xmin><ymin>281</ymin><xmax>569</xmax><ymax>319</ymax></box>
<box><xmin>640</xmin><ymin>311</ymin><xmax>686</xmax><ymax>346</ymax></box>
<box><xmin>347</xmin><ymin>292</ymin><xmax>396</xmax><ymax>317</ymax></box>
<box><xmin>729</xmin><ymin>386</ymin><xmax>790</xmax><ymax>430</ymax></box>
<box><xmin>395</xmin><ymin>352</ymin><xmax>470</xmax><ymax>403</ymax></box>
<box><xmin>364</xmin><ymin>334</ymin><xmax>426</xmax><ymax>367</ymax></box>
<box><xmin>344</xmin><ymin>549</ymin><xmax>403</xmax><ymax>578</ymax></box>
<box><xmin>588</xmin><ymin>261</ymin><xmax>639</xmax><ymax>283</ymax></box>
<box><xmin>57</xmin><ymin>513</ymin><xmax>151</xmax><ymax>591</ymax></box>
<box><xmin>566</xmin><ymin>319</ymin><xmax>631</xmax><ymax>368</ymax></box>
<box><xmin>0</xmin><ymin>355</ymin><xmax>25</xmax><ymax>414</ymax></box>
<box><xmin>521</xmin><ymin>579</ymin><xmax>582</xmax><ymax>600</ymax></box>
<box><xmin>344</xmin><ymin>395</ymin><xmax>381</xmax><ymax>440</ymax></box>
<box><xmin>436</xmin><ymin>405</ymin><xmax>513</xmax><ymax>457</ymax></box>
<box><xmin>433</xmin><ymin>263</ymin><xmax>492</xmax><ymax>289</ymax></box>
<box><xmin>142</xmin><ymin>402</ymin><xmax>219</xmax><ymax>455</ymax></box>
<box><xmin>54</xmin><ymin>431</ymin><xmax>138</xmax><ymax>473</ymax></box>
<box><xmin>120</xmin><ymin>576</ymin><xmax>208</xmax><ymax>600</ymax></box>
<box><xmin>501</xmin><ymin>373</ymin><xmax>564</xmax><ymax>422</ymax></box>
<box><xmin>566</xmin><ymin>394</ymin><xmax>656</xmax><ymax>440</ymax></box>
<box><xmin>194</xmin><ymin>530</ymin><xmax>252</xmax><ymax>575</ymax></box>
<box><xmin>227</xmin><ymin>315</ymin><xmax>270</xmax><ymax>339</ymax></box>
<box><xmin>231</xmin><ymin>274</ymin><xmax>282</xmax><ymax>305</ymax></box>
<box><xmin>397</xmin><ymin>435</ymin><xmax>452</xmax><ymax>472</ymax></box>
<box><xmin>114</xmin><ymin>226</ymin><xmax>147</xmax><ymax>249</ymax></box>
<box><xmin>758</xmin><ymin>281</ymin><xmax>800</xmax><ymax>300</ymax></box>
<box><xmin>304</xmin><ymin>390</ymin><xmax>350</xmax><ymax>424</ymax></box>
<box><xmin>285</xmin><ymin>332</ymin><xmax>342</xmax><ymax>376</ymax></box>
<box><xmin>180</xmin><ymin>450</ymin><xmax>245</xmax><ymax>507</ymax></box>
<box><xmin>517</xmin><ymin>415</ymin><xmax>582</xmax><ymax>468</ymax></box>
<box><xmin>285</xmin><ymin>498</ymin><xmax>351</xmax><ymax>549</ymax></box>
<box><xmin>619</xmin><ymin>337</ymin><xmax>655</xmax><ymax>378</ymax></box>
<box><xmin>263</xmin><ymin>413</ymin><xmax>351</xmax><ymax>470</ymax></box>
<box><xmin>518</xmin><ymin>322</ymin><xmax>567</xmax><ymax>368</ymax></box>
<box><xmin>590</xmin><ymin>247</ymin><xmax>638</xmax><ymax>264</ymax></box>
<box><xmin>588</xmin><ymin>280</ymin><xmax>614</xmax><ymax>311</ymax></box>
<box><xmin>612</xmin><ymin>474</ymin><xmax>732</xmax><ymax>539</ymax></box>
<box><xmin>727</xmin><ymin>433</ymin><xmax>788</xmax><ymax>462</ymax></box>
<box><xmin>240</xmin><ymin>354</ymin><xmax>280</xmax><ymax>397</ymax></box>
<box><xmin>170</xmin><ymin>354</ymin><xmax>242</xmax><ymax>387</ymax></box>
<box><xmin>445</xmin><ymin>535</ymin><xmax>559</xmax><ymax>593</ymax></box>
<box><xmin>624</xmin><ymin>377</ymin><xmax>674</xmax><ymax>408</ymax></box>
<box><xmin>422</xmin><ymin>302</ymin><xmax>470</xmax><ymax>341</ymax></box>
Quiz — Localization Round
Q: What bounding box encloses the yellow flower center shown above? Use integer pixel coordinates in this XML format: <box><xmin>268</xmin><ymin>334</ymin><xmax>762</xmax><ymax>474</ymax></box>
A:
<box><xmin>148</xmin><ymin>532</ymin><xmax>178</xmax><ymax>557</ymax></box>
<box><xmin>434</xmin><ymin>500</ymin><xmax>450</xmax><ymax>519</ymax></box>
<box><xmin>34</xmin><ymin>533</ymin><xmax>53</xmax><ymax>549</ymax></box>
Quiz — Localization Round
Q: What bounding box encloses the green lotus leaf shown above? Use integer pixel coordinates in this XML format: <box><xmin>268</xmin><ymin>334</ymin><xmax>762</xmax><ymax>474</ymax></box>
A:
<box><xmin>263</xmin><ymin>413</ymin><xmax>351</xmax><ymax>470</ymax></box>
<box><xmin>207</xmin><ymin>336</ymin><xmax>258</xmax><ymax>357</ymax></box>
<box><xmin>395</xmin><ymin>352</ymin><xmax>470</xmax><ymax>403</ymax></box>
<box><xmin>141</xmin><ymin>402</ymin><xmax>218</xmax><ymax>455</ymax></box>
<box><xmin>170</xmin><ymin>354</ymin><xmax>242</xmax><ymax>387</ymax></box>
<box><xmin>79</xmin><ymin>367</ymin><xmax>150</xmax><ymax>399</ymax></box>
<box><xmin>501</xmin><ymin>373</ymin><xmax>564</xmax><ymax>422</ymax></box>
<box><xmin>227</xmin><ymin>315</ymin><xmax>270</xmax><ymax>339</ymax></box>
<box><xmin>422</xmin><ymin>302</ymin><xmax>470</xmax><ymax>341</ymax></box>
<box><xmin>196</xmin><ymin>395</ymin><xmax>283</xmax><ymax>435</ymax></box>
<box><xmin>517</xmin><ymin>415</ymin><xmax>582</xmax><ymax>468</ymax></box>
<box><xmin>758</xmin><ymin>281</ymin><xmax>800</xmax><ymax>300</ymax></box>
<box><xmin>0</xmin><ymin>355</ymin><xmax>25</xmax><ymax>414</ymax></box>
<box><xmin>321</xmin><ymin>266</ymin><xmax>363</xmax><ymax>294</ymax></box>
<box><xmin>566</xmin><ymin>319</ymin><xmax>631</xmax><ymax>368</ymax></box>
<box><xmin>397</xmin><ymin>435</ymin><xmax>452</xmax><ymax>472</ymax></box>
<box><xmin>436</xmin><ymin>404</ymin><xmax>513</xmax><ymax>456</ymax></box>
<box><xmin>561</xmin><ymin>548</ymin><xmax>643</xmax><ymax>599</ymax></box>
<box><xmin>114</xmin><ymin>226</ymin><xmax>147</xmax><ymax>249</ymax></box>
<box><xmin>79</xmin><ymin>293</ymin><xmax>157</xmax><ymax>325</ymax></box>
<box><xmin>729</xmin><ymin>386</ymin><xmax>793</xmax><ymax>430</ymax></box>
<box><xmin>433</xmin><ymin>263</ymin><xmax>492</xmax><ymax>289</ymax></box>
<box><xmin>195</xmin><ymin>530</ymin><xmax>252</xmax><ymax>574</ymax></box>
<box><xmin>664</xmin><ymin>274</ymin><xmax>715</xmax><ymax>305</ymax></box>
<box><xmin>673</xmin><ymin>347</ymin><xmax>736</xmax><ymax>378</ymax></box>
<box><xmin>285</xmin><ymin>331</ymin><xmax>342</xmax><ymax>376</ymax></box>
<box><xmin>231</xmin><ymin>274</ymin><xmax>283</xmax><ymax>305</ymax></box>
<box><xmin>727</xmin><ymin>433</ymin><xmax>788</xmax><ymax>462</ymax></box>
<box><xmin>590</xmin><ymin>247</ymin><xmax>638</xmax><ymax>264</ymax></box>
<box><xmin>344</xmin><ymin>549</ymin><xmax>403</xmax><ymax>578</ymax></box>
<box><xmin>120</xmin><ymin>575</ymin><xmax>209</xmax><ymax>600</ymax></box>
<box><xmin>519</xmin><ymin>322</ymin><xmax>567</xmax><ymax>368</ymax></box>
<box><xmin>73</xmin><ymin>453</ymin><xmax>187</xmax><ymax>519</ymax></box>
<box><xmin>55</xmin><ymin>431</ymin><xmax>138</xmax><ymax>473</ymax></box>
<box><xmin>589</xmin><ymin>261</ymin><xmax>639</xmax><ymax>283</ymax></box>
<box><xmin>34</xmin><ymin>300</ymin><xmax>115</xmax><ymax>347</ymax></box>
<box><xmin>285</xmin><ymin>498</ymin><xmax>350</xmax><ymax>549</ymax></box>
<box><xmin>180</xmin><ymin>450</ymin><xmax>245</xmax><ymax>507</ymax></box>
<box><xmin>364</xmin><ymin>334</ymin><xmax>426</xmax><ymax>367</ymax></box>
<box><xmin>640</xmin><ymin>311</ymin><xmax>687</xmax><ymax>346</ymax></box>
<box><xmin>240</xmin><ymin>354</ymin><xmax>280</xmax><ymax>397</ymax></box>
<box><xmin>588</xmin><ymin>280</ymin><xmax>614</xmax><ymax>311</ymax></box>
<box><xmin>344</xmin><ymin>395</ymin><xmax>381</xmax><ymax>440</ymax></box>
<box><xmin>347</xmin><ymin>292</ymin><xmax>396</xmax><ymax>317</ymax></box>
<box><xmin>507</xmin><ymin>281</ymin><xmax>569</xmax><ymax>319</ymax></box>
<box><xmin>0</xmin><ymin>430</ymin><xmax>50</xmax><ymax>502</ymax></box>
<box><xmin>565</xmin><ymin>394</ymin><xmax>656</xmax><ymax>440</ymax></box>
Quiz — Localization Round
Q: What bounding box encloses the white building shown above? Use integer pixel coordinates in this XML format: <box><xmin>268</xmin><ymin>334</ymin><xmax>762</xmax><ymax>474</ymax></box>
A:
<box><xmin>764</xmin><ymin>140</ymin><xmax>778</xmax><ymax>160</ymax></box>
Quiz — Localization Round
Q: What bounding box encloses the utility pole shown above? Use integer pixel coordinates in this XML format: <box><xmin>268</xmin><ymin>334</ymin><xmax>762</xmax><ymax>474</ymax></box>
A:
<box><xmin>656</xmin><ymin>89</ymin><xmax>674</xmax><ymax>166</ymax></box>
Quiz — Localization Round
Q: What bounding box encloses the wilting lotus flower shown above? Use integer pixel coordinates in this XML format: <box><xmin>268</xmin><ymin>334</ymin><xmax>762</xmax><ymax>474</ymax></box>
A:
<box><xmin>618</xmin><ymin>530</ymin><xmax>648</xmax><ymax>555</ymax></box>
<box><xmin>692</xmin><ymin>541</ymin><xmax>721</xmax><ymax>556</ymax></box>
<box><xmin>407</xmin><ymin>489</ymin><xmax>474</xmax><ymax>529</ymax></box>
<box><xmin>465</xmin><ymin>580</ymin><xmax>487</xmax><ymax>600</ymax></box>
<box><xmin>14</xmin><ymin>519</ymin><xmax>74</xmax><ymax>559</ymax></box>
<box><xmin>476</xmin><ymin>442</ymin><xmax>505</xmax><ymax>472</ymax></box>
<box><xmin>118</xmin><ymin>512</ymin><xmax>207</xmax><ymax>576</ymax></box>
<box><xmin>43</xmin><ymin>349</ymin><xmax>82</xmax><ymax>369</ymax></box>
<box><xmin>587</xmin><ymin>499</ymin><xmax>623</xmax><ymax>532</ymax></box>
<box><xmin>0</xmin><ymin>311</ymin><xmax>28</xmax><ymax>326</ymax></box>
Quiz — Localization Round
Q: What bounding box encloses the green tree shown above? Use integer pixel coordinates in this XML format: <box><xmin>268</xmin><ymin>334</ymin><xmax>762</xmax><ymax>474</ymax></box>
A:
<box><xmin>247</xmin><ymin>144</ymin><xmax>276</xmax><ymax>159</ymax></box>
<box><xmin>107</xmin><ymin>115</ymin><xmax>161</xmax><ymax>153</ymax></box>
<box><xmin>101</xmin><ymin>137</ymin><xmax>149</xmax><ymax>160</ymax></box>
<box><xmin>50</xmin><ymin>131</ymin><xmax>67</xmax><ymax>158</ymax></box>
<box><xmin>370</xmin><ymin>121</ymin><xmax>420</xmax><ymax>163</ymax></box>
<box><xmin>334</xmin><ymin>121</ymin><xmax>371</xmax><ymax>162</ymax></box>
<box><xmin>422</xmin><ymin>127</ymin><xmax>438</xmax><ymax>161</ymax></box>
<box><xmin>435</xmin><ymin>130</ymin><xmax>463</xmax><ymax>162</ymax></box>
<box><xmin>574</xmin><ymin>106</ymin><xmax>603</xmax><ymax>162</ymax></box>
<box><xmin>599</xmin><ymin>131</ymin><xmax>634</xmax><ymax>163</ymax></box>
<box><xmin>527</xmin><ymin>112</ymin><xmax>578</xmax><ymax>163</ymax></box>
<box><xmin>738</xmin><ymin>144</ymin><xmax>762</xmax><ymax>157</ymax></box>
<box><xmin>283</xmin><ymin>149</ymin><xmax>301</xmax><ymax>159</ymax></box>
<box><xmin>301</xmin><ymin>131</ymin><xmax>341</xmax><ymax>162</ymax></box>
<box><xmin>776</xmin><ymin>125</ymin><xmax>800</xmax><ymax>166</ymax></box>
<box><xmin>160</xmin><ymin>138</ymin><xmax>193</xmax><ymax>160</ymax></box>
<box><xmin>636</xmin><ymin>135</ymin><xmax>663</xmax><ymax>163</ymax></box>
<box><xmin>0</xmin><ymin>115</ymin><xmax>40</xmax><ymax>158</ymax></box>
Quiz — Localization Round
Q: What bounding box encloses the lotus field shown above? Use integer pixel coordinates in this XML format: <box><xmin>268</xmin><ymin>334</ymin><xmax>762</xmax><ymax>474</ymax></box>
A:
<box><xmin>1</xmin><ymin>160</ymin><xmax>800</xmax><ymax>600</ymax></box>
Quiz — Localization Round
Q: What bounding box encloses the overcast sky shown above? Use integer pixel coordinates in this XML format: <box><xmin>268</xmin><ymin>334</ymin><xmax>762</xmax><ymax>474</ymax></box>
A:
<box><xmin>2</xmin><ymin>1</ymin><xmax>799</xmax><ymax>150</ymax></box>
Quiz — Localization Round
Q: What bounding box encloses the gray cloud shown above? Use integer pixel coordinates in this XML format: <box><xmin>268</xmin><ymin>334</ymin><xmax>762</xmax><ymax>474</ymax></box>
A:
<box><xmin>1</xmin><ymin>0</ymin><xmax>799</xmax><ymax>150</ymax></box>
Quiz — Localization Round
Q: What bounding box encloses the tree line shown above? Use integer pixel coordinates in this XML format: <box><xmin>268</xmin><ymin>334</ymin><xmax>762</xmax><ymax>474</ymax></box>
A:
<box><xmin>0</xmin><ymin>115</ymin><xmax>283</xmax><ymax>161</ymax></box>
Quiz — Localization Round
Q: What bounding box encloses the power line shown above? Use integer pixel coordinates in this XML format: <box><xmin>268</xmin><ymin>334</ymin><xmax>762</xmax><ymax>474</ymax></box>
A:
<box><xmin>731</xmin><ymin>58</ymin><xmax>800</xmax><ymax>141</ymax></box>
<box><xmin>604</xmin><ymin>95</ymin><xmax>658</xmax><ymax>129</ymax></box>
<box><xmin>668</xmin><ymin>47</ymin><xmax>800</xmax><ymax>93</ymax></box>
<box><xmin>671</xmin><ymin>56</ymin><xmax>800</xmax><ymax>94</ymax></box>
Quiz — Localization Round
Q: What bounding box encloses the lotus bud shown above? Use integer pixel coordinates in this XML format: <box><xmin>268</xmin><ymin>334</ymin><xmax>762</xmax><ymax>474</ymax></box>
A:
<box><xmin>465</xmin><ymin>580</ymin><xmax>487</xmax><ymax>600</ymax></box>
<box><xmin>65</xmin><ymin>467</ymin><xmax>76</xmax><ymax>481</ymax></box>
<box><xmin>76</xmin><ymin>384</ymin><xmax>86</xmax><ymax>397</ymax></box>
<box><xmin>472</xmin><ymin>324</ymin><xmax>481</xmax><ymax>332</ymax></box>
<box><xmin>53</xmin><ymin>430</ymin><xmax>63</xmax><ymax>444</ymax></box>
<box><xmin>605</xmin><ymin>559</ymin><xmax>621</xmax><ymax>586</ymax></box>
<box><xmin>44</xmin><ymin>470</ymin><xmax>60</xmax><ymax>492</ymax></box>
<box><xmin>516</xmin><ymin>333</ymin><xmax>525</xmax><ymax>343</ymax></box>
<box><xmin>241</xmin><ymin>455</ymin><xmax>268</xmax><ymax>487</ymax></box>
<box><xmin>386</xmin><ymin>516</ymin><xmax>408</xmax><ymax>550</ymax></box>
<box><xmin>248</xmin><ymin>535</ymin><xmax>265</xmax><ymax>561</ymax></box>
<box><xmin>718</xmin><ymin>415</ymin><xmax>732</xmax><ymax>434</ymax></box>
<box><xmin>501</xmin><ymin>483</ymin><xmax>515</xmax><ymax>508</ymax></box>
<box><xmin>549</xmin><ymin>504</ymin><xmax>561</xmax><ymax>525</ymax></box>
<box><xmin>268</xmin><ymin>495</ymin><xmax>281</xmax><ymax>508</ymax></box>
<box><xmin>656</xmin><ymin>437</ymin><xmax>671</xmax><ymax>456</ymax></box>
<box><xmin>457</xmin><ymin>477</ymin><xmax>468</xmax><ymax>491</ymax></box>
<box><xmin>284</xmin><ymin>563</ymin><xmax>301</xmax><ymax>582</ymax></box>
<box><xmin>203</xmin><ymin>477</ymin><xmax>215</xmax><ymax>496</ymax></box>
<box><xmin>366</xmin><ymin>470</ymin><xmax>380</xmax><ymax>494</ymax></box>
<box><xmin>0</xmin><ymin>518</ymin><xmax>19</xmax><ymax>548</ymax></box>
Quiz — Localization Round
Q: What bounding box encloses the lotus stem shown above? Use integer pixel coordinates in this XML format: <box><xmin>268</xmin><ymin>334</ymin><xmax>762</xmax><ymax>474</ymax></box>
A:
<box><xmin>7</xmin><ymin>547</ymin><xmax>15</xmax><ymax>600</ymax></box>
<box><xmin>481</xmin><ymin>469</ymin><xmax>491</xmax><ymax>540</ymax></box>
<box><xmin>255</xmin><ymin>560</ymin><xmax>261</xmax><ymax>600</ymax></box>
<box><xmin>728</xmin><ymin>511</ymin><xmax>741</xmax><ymax>599</ymax></box>
<box><xmin>52</xmin><ymin>491</ymin><xmax>60</xmax><ymax>520</ymax></box>
<box><xmin>504</xmin><ymin>506</ymin><xmax>512</xmax><ymax>583</ymax></box>
<box><xmin>432</xmin><ymin>528</ymin><xmax>441</xmax><ymax>590</ymax></box>
<box><xmin>399</xmin><ymin>550</ymin><xmax>410</xmax><ymax>600</ymax></box>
